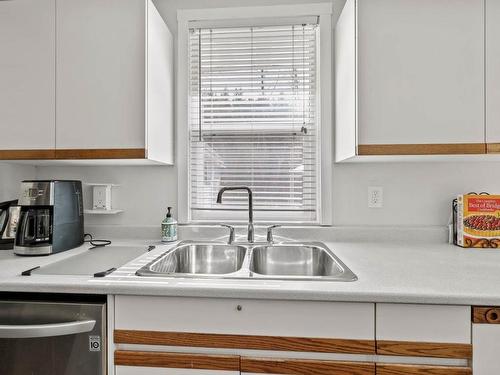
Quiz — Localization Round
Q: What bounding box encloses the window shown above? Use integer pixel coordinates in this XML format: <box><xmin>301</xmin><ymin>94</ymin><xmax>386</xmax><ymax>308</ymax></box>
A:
<box><xmin>178</xmin><ymin>5</ymin><xmax>333</xmax><ymax>225</ymax></box>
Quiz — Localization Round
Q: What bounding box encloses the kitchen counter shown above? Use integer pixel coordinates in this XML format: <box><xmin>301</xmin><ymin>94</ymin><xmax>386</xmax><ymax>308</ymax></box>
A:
<box><xmin>0</xmin><ymin>234</ymin><xmax>499</xmax><ymax>306</ymax></box>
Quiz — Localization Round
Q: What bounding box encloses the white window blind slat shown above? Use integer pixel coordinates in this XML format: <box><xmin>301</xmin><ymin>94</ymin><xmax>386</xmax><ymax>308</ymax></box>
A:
<box><xmin>189</xmin><ymin>22</ymin><xmax>319</xmax><ymax>223</ymax></box>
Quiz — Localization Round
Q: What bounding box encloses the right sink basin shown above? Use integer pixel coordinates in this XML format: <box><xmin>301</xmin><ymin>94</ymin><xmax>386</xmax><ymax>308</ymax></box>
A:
<box><xmin>249</xmin><ymin>244</ymin><xmax>357</xmax><ymax>281</ymax></box>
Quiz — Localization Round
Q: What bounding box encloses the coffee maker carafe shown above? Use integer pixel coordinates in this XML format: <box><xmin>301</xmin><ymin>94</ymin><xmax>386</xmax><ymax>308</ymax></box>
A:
<box><xmin>14</xmin><ymin>181</ymin><xmax>84</xmax><ymax>256</ymax></box>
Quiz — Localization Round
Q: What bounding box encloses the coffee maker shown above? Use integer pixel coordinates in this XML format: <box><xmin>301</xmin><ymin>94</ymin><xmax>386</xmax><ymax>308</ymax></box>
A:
<box><xmin>0</xmin><ymin>200</ymin><xmax>20</xmax><ymax>250</ymax></box>
<box><xmin>14</xmin><ymin>180</ymin><xmax>84</xmax><ymax>256</ymax></box>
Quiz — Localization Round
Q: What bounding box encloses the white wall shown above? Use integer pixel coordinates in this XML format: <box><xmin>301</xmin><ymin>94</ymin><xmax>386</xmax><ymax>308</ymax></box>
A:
<box><xmin>36</xmin><ymin>165</ymin><xmax>178</xmax><ymax>227</ymax></box>
<box><xmin>32</xmin><ymin>0</ymin><xmax>500</xmax><ymax>229</ymax></box>
<box><xmin>0</xmin><ymin>163</ymin><xmax>36</xmax><ymax>202</ymax></box>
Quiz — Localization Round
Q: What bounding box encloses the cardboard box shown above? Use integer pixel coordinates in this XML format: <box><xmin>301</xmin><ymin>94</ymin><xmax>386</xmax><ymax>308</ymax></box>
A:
<box><xmin>457</xmin><ymin>194</ymin><xmax>500</xmax><ymax>248</ymax></box>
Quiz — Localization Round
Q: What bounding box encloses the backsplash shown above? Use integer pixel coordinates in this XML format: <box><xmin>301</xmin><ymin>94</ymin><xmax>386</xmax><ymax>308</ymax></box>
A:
<box><xmin>35</xmin><ymin>165</ymin><xmax>178</xmax><ymax>228</ymax></box>
<box><xmin>0</xmin><ymin>163</ymin><xmax>36</xmax><ymax>202</ymax></box>
<box><xmin>32</xmin><ymin>161</ymin><xmax>500</xmax><ymax>228</ymax></box>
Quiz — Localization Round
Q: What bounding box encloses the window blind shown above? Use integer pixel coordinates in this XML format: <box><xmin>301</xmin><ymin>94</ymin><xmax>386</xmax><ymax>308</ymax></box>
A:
<box><xmin>189</xmin><ymin>22</ymin><xmax>319</xmax><ymax>222</ymax></box>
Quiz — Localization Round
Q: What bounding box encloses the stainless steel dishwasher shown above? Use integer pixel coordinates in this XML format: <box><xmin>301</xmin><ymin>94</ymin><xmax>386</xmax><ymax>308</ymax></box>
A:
<box><xmin>0</xmin><ymin>295</ymin><xmax>106</xmax><ymax>375</ymax></box>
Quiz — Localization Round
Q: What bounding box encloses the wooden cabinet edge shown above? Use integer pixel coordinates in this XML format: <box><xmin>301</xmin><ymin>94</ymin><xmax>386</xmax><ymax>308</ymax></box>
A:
<box><xmin>0</xmin><ymin>148</ymin><xmax>148</xmax><ymax>160</ymax></box>
<box><xmin>376</xmin><ymin>340</ymin><xmax>472</xmax><ymax>359</ymax></box>
<box><xmin>55</xmin><ymin>148</ymin><xmax>146</xmax><ymax>159</ymax></box>
<box><xmin>114</xmin><ymin>330</ymin><xmax>376</xmax><ymax>354</ymax></box>
<box><xmin>473</xmin><ymin>306</ymin><xmax>500</xmax><ymax>324</ymax></box>
<box><xmin>0</xmin><ymin>150</ymin><xmax>56</xmax><ymax>160</ymax></box>
<box><xmin>114</xmin><ymin>350</ymin><xmax>240</xmax><ymax>371</ymax></box>
<box><xmin>487</xmin><ymin>143</ymin><xmax>500</xmax><ymax>153</ymax></box>
<box><xmin>358</xmin><ymin>143</ymin><xmax>486</xmax><ymax>155</ymax></box>
<box><xmin>241</xmin><ymin>357</ymin><xmax>375</xmax><ymax>375</ymax></box>
<box><xmin>376</xmin><ymin>363</ymin><xmax>472</xmax><ymax>375</ymax></box>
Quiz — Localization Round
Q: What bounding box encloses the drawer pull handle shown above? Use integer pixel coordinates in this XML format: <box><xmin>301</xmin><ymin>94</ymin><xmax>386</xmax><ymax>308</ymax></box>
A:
<box><xmin>486</xmin><ymin>309</ymin><xmax>500</xmax><ymax>323</ymax></box>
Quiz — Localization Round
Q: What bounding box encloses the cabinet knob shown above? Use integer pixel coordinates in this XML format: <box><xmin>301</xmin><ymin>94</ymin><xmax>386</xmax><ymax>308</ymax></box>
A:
<box><xmin>486</xmin><ymin>309</ymin><xmax>500</xmax><ymax>323</ymax></box>
<box><xmin>236</xmin><ymin>305</ymin><xmax>242</xmax><ymax>311</ymax></box>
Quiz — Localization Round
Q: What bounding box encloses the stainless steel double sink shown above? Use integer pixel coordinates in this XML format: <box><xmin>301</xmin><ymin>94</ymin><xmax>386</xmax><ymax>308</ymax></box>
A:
<box><xmin>136</xmin><ymin>241</ymin><xmax>357</xmax><ymax>282</ymax></box>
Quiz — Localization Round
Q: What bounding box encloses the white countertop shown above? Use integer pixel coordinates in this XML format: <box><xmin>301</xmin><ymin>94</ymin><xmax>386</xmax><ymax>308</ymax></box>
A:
<box><xmin>1</xmin><ymin>235</ymin><xmax>500</xmax><ymax>306</ymax></box>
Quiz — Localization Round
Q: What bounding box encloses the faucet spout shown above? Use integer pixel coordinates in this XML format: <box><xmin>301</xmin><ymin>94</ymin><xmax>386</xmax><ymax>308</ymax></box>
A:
<box><xmin>216</xmin><ymin>186</ymin><xmax>254</xmax><ymax>243</ymax></box>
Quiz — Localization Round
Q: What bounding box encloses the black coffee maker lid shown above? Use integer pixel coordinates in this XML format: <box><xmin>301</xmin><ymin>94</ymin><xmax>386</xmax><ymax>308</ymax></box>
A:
<box><xmin>0</xmin><ymin>200</ymin><xmax>18</xmax><ymax>209</ymax></box>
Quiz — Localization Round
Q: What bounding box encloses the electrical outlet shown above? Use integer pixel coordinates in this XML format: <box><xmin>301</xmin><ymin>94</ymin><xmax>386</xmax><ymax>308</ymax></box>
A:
<box><xmin>93</xmin><ymin>185</ymin><xmax>112</xmax><ymax>210</ymax></box>
<box><xmin>368</xmin><ymin>186</ymin><xmax>383</xmax><ymax>208</ymax></box>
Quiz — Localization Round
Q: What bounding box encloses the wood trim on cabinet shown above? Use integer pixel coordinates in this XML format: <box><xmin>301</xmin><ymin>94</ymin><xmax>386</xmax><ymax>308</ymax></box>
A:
<box><xmin>55</xmin><ymin>148</ymin><xmax>146</xmax><ymax>159</ymax></box>
<box><xmin>114</xmin><ymin>350</ymin><xmax>240</xmax><ymax>371</ymax></box>
<box><xmin>487</xmin><ymin>143</ymin><xmax>500</xmax><ymax>153</ymax></box>
<box><xmin>473</xmin><ymin>306</ymin><xmax>500</xmax><ymax>324</ymax></box>
<box><xmin>357</xmin><ymin>143</ymin><xmax>485</xmax><ymax>155</ymax></box>
<box><xmin>114</xmin><ymin>330</ymin><xmax>376</xmax><ymax>354</ymax></box>
<box><xmin>376</xmin><ymin>340</ymin><xmax>472</xmax><ymax>359</ymax></box>
<box><xmin>241</xmin><ymin>357</ymin><xmax>375</xmax><ymax>375</ymax></box>
<box><xmin>376</xmin><ymin>363</ymin><xmax>472</xmax><ymax>375</ymax></box>
<box><xmin>0</xmin><ymin>149</ymin><xmax>56</xmax><ymax>160</ymax></box>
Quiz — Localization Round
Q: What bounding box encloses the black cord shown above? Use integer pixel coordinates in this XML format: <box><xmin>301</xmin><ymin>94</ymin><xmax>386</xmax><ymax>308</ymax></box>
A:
<box><xmin>84</xmin><ymin>233</ymin><xmax>111</xmax><ymax>248</ymax></box>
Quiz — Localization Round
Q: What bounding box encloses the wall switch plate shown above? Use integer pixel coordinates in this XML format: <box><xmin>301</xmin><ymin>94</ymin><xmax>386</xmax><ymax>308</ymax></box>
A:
<box><xmin>368</xmin><ymin>186</ymin><xmax>383</xmax><ymax>208</ymax></box>
<box><xmin>93</xmin><ymin>185</ymin><xmax>112</xmax><ymax>210</ymax></box>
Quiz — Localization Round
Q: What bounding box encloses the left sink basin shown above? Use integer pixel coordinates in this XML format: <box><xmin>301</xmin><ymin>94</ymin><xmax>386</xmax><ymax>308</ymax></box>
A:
<box><xmin>137</xmin><ymin>242</ymin><xmax>247</xmax><ymax>277</ymax></box>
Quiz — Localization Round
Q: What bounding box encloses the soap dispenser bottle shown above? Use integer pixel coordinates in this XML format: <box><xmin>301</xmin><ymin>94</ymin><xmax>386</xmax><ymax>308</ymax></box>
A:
<box><xmin>161</xmin><ymin>207</ymin><xmax>178</xmax><ymax>242</ymax></box>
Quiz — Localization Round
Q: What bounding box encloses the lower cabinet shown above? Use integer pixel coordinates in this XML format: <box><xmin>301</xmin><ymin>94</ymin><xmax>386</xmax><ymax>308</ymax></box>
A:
<box><xmin>112</xmin><ymin>297</ymin><xmax>474</xmax><ymax>375</ymax></box>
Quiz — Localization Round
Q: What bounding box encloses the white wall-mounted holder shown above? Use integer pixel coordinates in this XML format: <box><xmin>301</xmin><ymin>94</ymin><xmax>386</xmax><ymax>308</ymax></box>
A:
<box><xmin>83</xmin><ymin>183</ymin><xmax>123</xmax><ymax>215</ymax></box>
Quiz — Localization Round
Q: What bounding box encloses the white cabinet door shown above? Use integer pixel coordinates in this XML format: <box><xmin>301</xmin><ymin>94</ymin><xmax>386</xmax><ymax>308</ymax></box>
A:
<box><xmin>56</xmin><ymin>0</ymin><xmax>146</xmax><ymax>150</ymax></box>
<box><xmin>334</xmin><ymin>0</ymin><xmax>357</xmax><ymax>161</ymax></box>
<box><xmin>0</xmin><ymin>0</ymin><xmax>55</xmax><ymax>150</ymax></box>
<box><xmin>486</xmin><ymin>0</ymin><xmax>500</xmax><ymax>147</ymax></box>
<box><xmin>473</xmin><ymin>324</ymin><xmax>500</xmax><ymax>374</ymax></box>
<box><xmin>357</xmin><ymin>0</ymin><xmax>484</xmax><ymax>146</ymax></box>
<box><xmin>377</xmin><ymin>304</ymin><xmax>471</xmax><ymax>344</ymax></box>
<box><xmin>145</xmin><ymin>0</ymin><xmax>174</xmax><ymax>163</ymax></box>
<box><xmin>116</xmin><ymin>367</ymin><xmax>238</xmax><ymax>375</ymax></box>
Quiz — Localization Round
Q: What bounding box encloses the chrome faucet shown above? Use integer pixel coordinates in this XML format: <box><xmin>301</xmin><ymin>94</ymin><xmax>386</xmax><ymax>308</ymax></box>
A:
<box><xmin>217</xmin><ymin>186</ymin><xmax>254</xmax><ymax>243</ymax></box>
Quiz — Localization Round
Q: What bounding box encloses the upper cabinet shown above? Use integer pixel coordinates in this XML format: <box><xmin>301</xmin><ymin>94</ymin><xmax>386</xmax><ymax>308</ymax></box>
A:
<box><xmin>0</xmin><ymin>0</ymin><xmax>56</xmax><ymax>159</ymax></box>
<box><xmin>56</xmin><ymin>0</ymin><xmax>173</xmax><ymax>163</ymax></box>
<box><xmin>0</xmin><ymin>0</ymin><xmax>173</xmax><ymax>164</ymax></box>
<box><xmin>336</xmin><ymin>0</ymin><xmax>485</xmax><ymax>161</ymax></box>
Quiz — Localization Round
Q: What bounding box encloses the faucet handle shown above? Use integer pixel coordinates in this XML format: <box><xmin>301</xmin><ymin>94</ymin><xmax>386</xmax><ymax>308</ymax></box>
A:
<box><xmin>266</xmin><ymin>225</ymin><xmax>281</xmax><ymax>243</ymax></box>
<box><xmin>220</xmin><ymin>224</ymin><xmax>235</xmax><ymax>244</ymax></box>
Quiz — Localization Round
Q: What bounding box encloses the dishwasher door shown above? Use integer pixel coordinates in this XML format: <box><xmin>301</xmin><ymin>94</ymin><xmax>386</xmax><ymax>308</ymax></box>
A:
<box><xmin>0</xmin><ymin>300</ymin><xmax>106</xmax><ymax>375</ymax></box>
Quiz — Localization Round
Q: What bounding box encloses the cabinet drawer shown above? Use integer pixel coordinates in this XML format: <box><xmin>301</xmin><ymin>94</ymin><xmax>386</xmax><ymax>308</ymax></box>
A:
<box><xmin>115</xmin><ymin>296</ymin><xmax>375</xmax><ymax>354</ymax></box>
<box><xmin>376</xmin><ymin>304</ymin><xmax>471</xmax><ymax>359</ymax></box>
<box><xmin>116</xmin><ymin>296</ymin><xmax>374</xmax><ymax>339</ymax></box>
